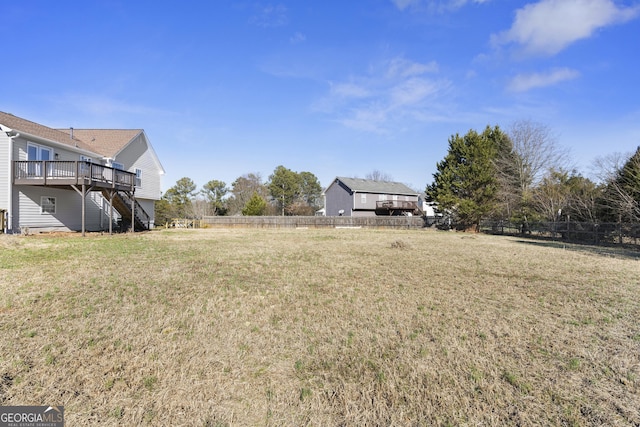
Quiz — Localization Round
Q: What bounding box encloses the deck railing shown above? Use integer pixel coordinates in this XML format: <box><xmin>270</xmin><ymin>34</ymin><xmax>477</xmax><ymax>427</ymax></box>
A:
<box><xmin>13</xmin><ymin>161</ymin><xmax>135</xmax><ymax>190</ymax></box>
<box><xmin>375</xmin><ymin>200</ymin><xmax>419</xmax><ymax>211</ymax></box>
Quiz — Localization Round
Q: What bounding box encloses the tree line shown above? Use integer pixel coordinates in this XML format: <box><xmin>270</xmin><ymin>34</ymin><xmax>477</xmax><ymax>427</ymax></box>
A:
<box><xmin>427</xmin><ymin>120</ymin><xmax>640</xmax><ymax>231</ymax></box>
<box><xmin>154</xmin><ymin>120</ymin><xmax>640</xmax><ymax>229</ymax></box>
<box><xmin>154</xmin><ymin>166</ymin><xmax>324</xmax><ymax>225</ymax></box>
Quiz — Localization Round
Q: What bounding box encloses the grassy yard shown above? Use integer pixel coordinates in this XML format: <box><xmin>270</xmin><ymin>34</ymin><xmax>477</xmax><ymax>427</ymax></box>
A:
<box><xmin>0</xmin><ymin>228</ymin><xmax>639</xmax><ymax>426</ymax></box>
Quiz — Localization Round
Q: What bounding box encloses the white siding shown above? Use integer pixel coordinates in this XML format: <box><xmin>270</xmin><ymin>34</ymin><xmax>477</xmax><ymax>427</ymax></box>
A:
<box><xmin>114</xmin><ymin>133</ymin><xmax>162</xmax><ymax>201</ymax></box>
<box><xmin>0</xmin><ymin>133</ymin><xmax>10</xmax><ymax>213</ymax></box>
<box><xmin>113</xmin><ymin>133</ymin><xmax>162</xmax><ymax>224</ymax></box>
<box><xmin>136</xmin><ymin>199</ymin><xmax>156</xmax><ymax>228</ymax></box>
<box><xmin>16</xmin><ymin>187</ymin><xmax>104</xmax><ymax>232</ymax></box>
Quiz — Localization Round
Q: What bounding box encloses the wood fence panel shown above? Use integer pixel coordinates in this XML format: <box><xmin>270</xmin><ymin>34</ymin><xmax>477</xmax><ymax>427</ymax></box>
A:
<box><xmin>201</xmin><ymin>216</ymin><xmax>426</xmax><ymax>229</ymax></box>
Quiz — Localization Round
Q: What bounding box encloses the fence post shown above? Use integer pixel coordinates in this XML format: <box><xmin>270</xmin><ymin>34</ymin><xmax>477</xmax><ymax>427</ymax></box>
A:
<box><xmin>618</xmin><ymin>214</ymin><xmax>623</xmax><ymax>245</ymax></box>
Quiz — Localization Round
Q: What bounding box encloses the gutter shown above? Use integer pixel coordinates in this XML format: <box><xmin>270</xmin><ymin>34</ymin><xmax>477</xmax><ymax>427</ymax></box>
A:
<box><xmin>2</xmin><ymin>127</ymin><xmax>15</xmax><ymax>232</ymax></box>
<box><xmin>4</xmin><ymin>128</ymin><xmax>102</xmax><ymax>159</ymax></box>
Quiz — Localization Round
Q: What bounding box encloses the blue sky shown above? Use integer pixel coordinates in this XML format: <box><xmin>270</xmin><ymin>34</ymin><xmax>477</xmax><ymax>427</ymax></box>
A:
<box><xmin>2</xmin><ymin>0</ymin><xmax>639</xmax><ymax>192</ymax></box>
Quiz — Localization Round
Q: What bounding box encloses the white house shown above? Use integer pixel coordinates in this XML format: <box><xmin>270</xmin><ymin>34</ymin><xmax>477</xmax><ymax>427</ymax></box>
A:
<box><xmin>0</xmin><ymin>111</ymin><xmax>165</xmax><ymax>234</ymax></box>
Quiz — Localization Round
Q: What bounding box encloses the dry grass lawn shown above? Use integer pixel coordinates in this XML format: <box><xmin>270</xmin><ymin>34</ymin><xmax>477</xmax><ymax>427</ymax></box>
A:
<box><xmin>0</xmin><ymin>228</ymin><xmax>639</xmax><ymax>426</ymax></box>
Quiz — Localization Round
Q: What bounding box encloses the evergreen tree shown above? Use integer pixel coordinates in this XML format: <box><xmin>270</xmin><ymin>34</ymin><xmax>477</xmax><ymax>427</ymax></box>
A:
<box><xmin>268</xmin><ymin>166</ymin><xmax>301</xmax><ymax>215</ymax></box>
<box><xmin>162</xmin><ymin>177</ymin><xmax>197</xmax><ymax>218</ymax></box>
<box><xmin>426</xmin><ymin>126</ymin><xmax>508</xmax><ymax>230</ymax></box>
<box><xmin>242</xmin><ymin>191</ymin><xmax>268</xmax><ymax>216</ymax></box>
<box><xmin>201</xmin><ymin>179</ymin><xmax>228</xmax><ymax>216</ymax></box>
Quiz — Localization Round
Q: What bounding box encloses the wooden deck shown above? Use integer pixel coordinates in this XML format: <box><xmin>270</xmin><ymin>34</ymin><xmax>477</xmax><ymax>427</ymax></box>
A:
<box><xmin>13</xmin><ymin>161</ymin><xmax>135</xmax><ymax>192</ymax></box>
<box><xmin>375</xmin><ymin>200</ymin><xmax>419</xmax><ymax>216</ymax></box>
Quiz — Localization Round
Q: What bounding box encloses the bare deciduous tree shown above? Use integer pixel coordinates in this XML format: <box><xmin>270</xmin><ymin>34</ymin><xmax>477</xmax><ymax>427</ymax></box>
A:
<box><xmin>365</xmin><ymin>170</ymin><xmax>394</xmax><ymax>182</ymax></box>
<box><xmin>508</xmin><ymin>119</ymin><xmax>569</xmax><ymax>194</ymax></box>
<box><xmin>226</xmin><ymin>173</ymin><xmax>268</xmax><ymax>215</ymax></box>
<box><xmin>596</xmin><ymin>148</ymin><xmax>640</xmax><ymax>222</ymax></box>
<box><xmin>494</xmin><ymin>120</ymin><xmax>570</xmax><ymax>224</ymax></box>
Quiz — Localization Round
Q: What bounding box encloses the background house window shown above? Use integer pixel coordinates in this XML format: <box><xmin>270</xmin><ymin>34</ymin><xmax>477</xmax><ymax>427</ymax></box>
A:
<box><xmin>361</xmin><ymin>194</ymin><xmax>366</xmax><ymax>204</ymax></box>
<box><xmin>41</xmin><ymin>196</ymin><xmax>56</xmax><ymax>214</ymax></box>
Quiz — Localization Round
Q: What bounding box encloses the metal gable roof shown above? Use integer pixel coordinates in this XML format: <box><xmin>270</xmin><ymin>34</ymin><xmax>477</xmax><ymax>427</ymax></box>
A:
<box><xmin>334</xmin><ymin>177</ymin><xmax>417</xmax><ymax>195</ymax></box>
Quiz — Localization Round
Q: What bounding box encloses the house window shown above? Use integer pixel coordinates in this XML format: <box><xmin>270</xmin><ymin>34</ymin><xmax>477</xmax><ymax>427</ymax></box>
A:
<box><xmin>379</xmin><ymin>194</ymin><xmax>387</xmax><ymax>201</ymax></box>
<box><xmin>27</xmin><ymin>143</ymin><xmax>52</xmax><ymax>161</ymax></box>
<box><xmin>27</xmin><ymin>143</ymin><xmax>52</xmax><ymax>176</ymax></box>
<box><xmin>112</xmin><ymin>161</ymin><xmax>124</xmax><ymax>170</ymax></box>
<box><xmin>41</xmin><ymin>196</ymin><xmax>56</xmax><ymax>214</ymax></box>
<box><xmin>361</xmin><ymin>194</ymin><xmax>366</xmax><ymax>204</ymax></box>
<box><xmin>135</xmin><ymin>168</ymin><xmax>142</xmax><ymax>187</ymax></box>
<box><xmin>393</xmin><ymin>195</ymin><xmax>398</xmax><ymax>201</ymax></box>
<box><xmin>78</xmin><ymin>155</ymin><xmax>93</xmax><ymax>177</ymax></box>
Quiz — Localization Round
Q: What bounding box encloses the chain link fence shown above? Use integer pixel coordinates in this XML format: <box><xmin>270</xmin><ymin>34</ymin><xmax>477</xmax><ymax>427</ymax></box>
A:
<box><xmin>479</xmin><ymin>220</ymin><xmax>640</xmax><ymax>247</ymax></box>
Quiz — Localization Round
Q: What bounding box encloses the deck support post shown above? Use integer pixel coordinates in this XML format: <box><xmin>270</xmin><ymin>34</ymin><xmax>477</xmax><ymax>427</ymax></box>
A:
<box><xmin>71</xmin><ymin>183</ymin><xmax>94</xmax><ymax>237</ymax></box>
<box><xmin>129</xmin><ymin>191</ymin><xmax>136</xmax><ymax>233</ymax></box>
<box><xmin>103</xmin><ymin>189</ymin><xmax>117</xmax><ymax>235</ymax></box>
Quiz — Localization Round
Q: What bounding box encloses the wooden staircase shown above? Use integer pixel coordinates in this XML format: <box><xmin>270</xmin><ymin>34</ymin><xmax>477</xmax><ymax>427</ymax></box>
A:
<box><xmin>101</xmin><ymin>189</ymin><xmax>151</xmax><ymax>231</ymax></box>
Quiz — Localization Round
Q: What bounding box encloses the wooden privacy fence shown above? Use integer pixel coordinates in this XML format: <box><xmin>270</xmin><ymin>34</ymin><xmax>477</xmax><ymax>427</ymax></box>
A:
<box><xmin>201</xmin><ymin>216</ymin><xmax>426</xmax><ymax>229</ymax></box>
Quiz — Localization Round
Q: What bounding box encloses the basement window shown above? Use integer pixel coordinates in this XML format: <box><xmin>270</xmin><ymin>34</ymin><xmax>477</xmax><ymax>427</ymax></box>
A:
<box><xmin>41</xmin><ymin>196</ymin><xmax>56</xmax><ymax>214</ymax></box>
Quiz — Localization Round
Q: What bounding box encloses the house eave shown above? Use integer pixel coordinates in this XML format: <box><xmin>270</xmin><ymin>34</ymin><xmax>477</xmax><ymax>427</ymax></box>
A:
<box><xmin>4</xmin><ymin>128</ymin><xmax>104</xmax><ymax>159</ymax></box>
<box><xmin>112</xmin><ymin>130</ymin><xmax>166</xmax><ymax>175</ymax></box>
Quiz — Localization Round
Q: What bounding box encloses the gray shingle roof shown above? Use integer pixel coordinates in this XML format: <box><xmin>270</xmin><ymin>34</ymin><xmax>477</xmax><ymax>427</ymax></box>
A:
<box><xmin>335</xmin><ymin>177</ymin><xmax>417</xmax><ymax>195</ymax></box>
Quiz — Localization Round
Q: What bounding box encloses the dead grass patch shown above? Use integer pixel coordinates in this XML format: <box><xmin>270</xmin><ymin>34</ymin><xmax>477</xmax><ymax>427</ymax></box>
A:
<box><xmin>1</xmin><ymin>228</ymin><xmax>638</xmax><ymax>425</ymax></box>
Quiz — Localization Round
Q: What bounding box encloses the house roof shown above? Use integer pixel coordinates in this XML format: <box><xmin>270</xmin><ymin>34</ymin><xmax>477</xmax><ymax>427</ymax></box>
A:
<box><xmin>0</xmin><ymin>111</ymin><xmax>144</xmax><ymax>159</ymax></box>
<box><xmin>334</xmin><ymin>177</ymin><xmax>418</xmax><ymax>196</ymax></box>
<box><xmin>0</xmin><ymin>111</ymin><xmax>94</xmax><ymax>152</ymax></box>
<box><xmin>57</xmin><ymin>128</ymin><xmax>142</xmax><ymax>158</ymax></box>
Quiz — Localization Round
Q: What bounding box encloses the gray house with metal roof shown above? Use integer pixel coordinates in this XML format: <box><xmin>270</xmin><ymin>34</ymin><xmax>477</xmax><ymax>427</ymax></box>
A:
<box><xmin>323</xmin><ymin>177</ymin><xmax>419</xmax><ymax>217</ymax></box>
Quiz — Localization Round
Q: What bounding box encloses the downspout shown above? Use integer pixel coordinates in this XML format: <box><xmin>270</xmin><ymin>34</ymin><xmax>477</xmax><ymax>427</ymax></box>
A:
<box><xmin>6</xmin><ymin>131</ymin><xmax>20</xmax><ymax>233</ymax></box>
<box><xmin>352</xmin><ymin>191</ymin><xmax>356</xmax><ymax>216</ymax></box>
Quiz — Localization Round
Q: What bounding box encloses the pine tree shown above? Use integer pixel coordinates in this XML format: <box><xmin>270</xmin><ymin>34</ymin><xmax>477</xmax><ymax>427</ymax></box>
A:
<box><xmin>426</xmin><ymin>126</ymin><xmax>508</xmax><ymax>230</ymax></box>
<box><xmin>242</xmin><ymin>191</ymin><xmax>268</xmax><ymax>216</ymax></box>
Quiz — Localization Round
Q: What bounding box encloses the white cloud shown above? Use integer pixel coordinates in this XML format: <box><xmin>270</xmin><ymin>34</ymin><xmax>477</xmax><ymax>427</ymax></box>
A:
<box><xmin>391</xmin><ymin>0</ymin><xmax>491</xmax><ymax>12</ymax></box>
<box><xmin>508</xmin><ymin>68</ymin><xmax>580</xmax><ymax>92</ymax></box>
<box><xmin>330</xmin><ymin>82</ymin><xmax>371</xmax><ymax>99</ymax></box>
<box><xmin>249</xmin><ymin>3</ymin><xmax>288</xmax><ymax>28</ymax></box>
<box><xmin>390</xmin><ymin>78</ymin><xmax>439</xmax><ymax>106</ymax></box>
<box><xmin>316</xmin><ymin>56</ymin><xmax>451</xmax><ymax>132</ymax></box>
<box><xmin>493</xmin><ymin>0</ymin><xmax>640</xmax><ymax>56</ymax></box>
<box><xmin>289</xmin><ymin>32</ymin><xmax>306</xmax><ymax>44</ymax></box>
<box><xmin>60</xmin><ymin>94</ymin><xmax>168</xmax><ymax>116</ymax></box>
<box><xmin>386</xmin><ymin>57</ymin><xmax>439</xmax><ymax>78</ymax></box>
<box><xmin>391</xmin><ymin>0</ymin><xmax>420</xmax><ymax>11</ymax></box>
